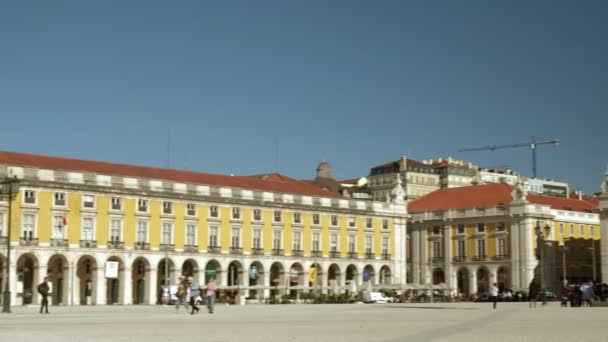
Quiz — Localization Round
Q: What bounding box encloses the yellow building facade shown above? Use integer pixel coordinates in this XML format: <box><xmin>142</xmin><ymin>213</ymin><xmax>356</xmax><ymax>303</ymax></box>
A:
<box><xmin>0</xmin><ymin>151</ymin><xmax>407</xmax><ymax>306</ymax></box>
<box><xmin>408</xmin><ymin>181</ymin><xmax>600</xmax><ymax>296</ymax></box>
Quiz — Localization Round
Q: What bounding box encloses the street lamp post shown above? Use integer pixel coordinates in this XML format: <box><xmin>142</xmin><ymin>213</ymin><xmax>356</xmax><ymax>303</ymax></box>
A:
<box><xmin>561</xmin><ymin>239</ymin><xmax>570</xmax><ymax>286</ymax></box>
<box><xmin>2</xmin><ymin>175</ymin><xmax>20</xmax><ymax>313</ymax></box>
<box><xmin>429</xmin><ymin>250</ymin><xmax>433</xmax><ymax>304</ymax></box>
<box><xmin>588</xmin><ymin>240</ymin><xmax>597</xmax><ymax>282</ymax></box>
<box><xmin>535</xmin><ymin>222</ymin><xmax>550</xmax><ymax>306</ymax></box>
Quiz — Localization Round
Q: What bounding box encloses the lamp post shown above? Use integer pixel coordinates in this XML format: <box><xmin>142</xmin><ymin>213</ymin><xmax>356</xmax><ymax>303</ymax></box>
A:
<box><xmin>534</xmin><ymin>222</ymin><xmax>550</xmax><ymax>306</ymax></box>
<box><xmin>429</xmin><ymin>249</ymin><xmax>433</xmax><ymax>304</ymax></box>
<box><xmin>561</xmin><ymin>238</ymin><xmax>570</xmax><ymax>286</ymax></box>
<box><xmin>588</xmin><ymin>240</ymin><xmax>597</xmax><ymax>282</ymax></box>
<box><xmin>2</xmin><ymin>175</ymin><xmax>20</xmax><ymax>313</ymax></box>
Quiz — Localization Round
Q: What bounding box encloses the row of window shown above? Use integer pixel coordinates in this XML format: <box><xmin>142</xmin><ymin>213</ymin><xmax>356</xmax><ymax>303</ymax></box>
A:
<box><xmin>426</xmin><ymin>238</ymin><xmax>508</xmax><ymax>259</ymax></box>
<box><xmin>431</xmin><ymin>223</ymin><xmax>507</xmax><ymax>235</ymax></box>
<box><xmin>19</xmin><ymin>190</ymin><xmax>389</xmax><ymax>228</ymax></box>
<box><xmin>558</xmin><ymin>223</ymin><xmax>596</xmax><ymax>237</ymax></box>
<box><xmin>17</xmin><ymin>213</ymin><xmax>390</xmax><ymax>255</ymax></box>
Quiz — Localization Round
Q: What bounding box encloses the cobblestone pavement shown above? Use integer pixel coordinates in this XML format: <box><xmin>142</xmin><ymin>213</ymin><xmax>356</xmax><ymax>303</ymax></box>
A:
<box><xmin>0</xmin><ymin>302</ymin><xmax>606</xmax><ymax>342</ymax></box>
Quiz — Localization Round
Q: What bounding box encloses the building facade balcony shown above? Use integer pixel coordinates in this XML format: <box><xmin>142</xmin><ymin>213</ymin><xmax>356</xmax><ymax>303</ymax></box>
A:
<box><xmin>311</xmin><ymin>250</ymin><xmax>322</xmax><ymax>258</ymax></box>
<box><xmin>472</xmin><ymin>255</ymin><xmax>487</xmax><ymax>262</ymax></box>
<box><xmin>272</xmin><ymin>248</ymin><xmax>284</xmax><ymax>256</ymax></box>
<box><xmin>20</xmin><ymin>237</ymin><xmax>39</xmax><ymax>246</ymax></box>
<box><xmin>184</xmin><ymin>245</ymin><xmax>198</xmax><ymax>253</ymax></box>
<box><xmin>107</xmin><ymin>241</ymin><xmax>125</xmax><ymax>249</ymax></box>
<box><xmin>291</xmin><ymin>249</ymin><xmax>303</xmax><ymax>257</ymax></box>
<box><xmin>365</xmin><ymin>252</ymin><xmax>375</xmax><ymax>259</ymax></box>
<box><xmin>431</xmin><ymin>257</ymin><xmax>444</xmax><ymax>263</ymax></box>
<box><xmin>160</xmin><ymin>244</ymin><xmax>175</xmax><ymax>252</ymax></box>
<box><xmin>348</xmin><ymin>251</ymin><xmax>358</xmax><ymax>259</ymax></box>
<box><xmin>251</xmin><ymin>247</ymin><xmax>264</xmax><ymax>255</ymax></box>
<box><xmin>134</xmin><ymin>242</ymin><xmax>150</xmax><ymax>250</ymax></box>
<box><xmin>230</xmin><ymin>246</ymin><xmax>243</xmax><ymax>254</ymax></box>
<box><xmin>0</xmin><ymin>236</ymin><xmax>7</xmax><ymax>245</ymax></box>
<box><xmin>494</xmin><ymin>254</ymin><xmax>510</xmax><ymax>261</ymax></box>
<box><xmin>329</xmin><ymin>251</ymin><xmax>340</xmax><ymax>258</ymax></box>
<box><xmin>80</xmin><ymin>240</ymin><xmax>97</xmax><ymax>248</ymax></box>
<box><xmin>382</xmin><ymin>253</ymin><xmax>391</xmax><ymax>260</ymax></box>
<box><xmin>207</xmin><ymin>245</ymin><xmax>221</xmax><ymax>254</ymax></box>
<box><xmin>452</xmin><ymin>256</ymin><xmax>468</xmax><ymax>262</ymax></box>
<box><xmin>50</xmin><ymin>239</ymin><xmax>69</xmax><ymax>247</ymax></box>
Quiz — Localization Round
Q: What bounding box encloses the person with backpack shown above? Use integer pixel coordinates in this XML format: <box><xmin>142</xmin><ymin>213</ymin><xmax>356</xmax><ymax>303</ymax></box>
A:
<box><xmin>37</xmin><ymin>277</ymin><xmax>50</xmax><ymax>314</ymax></box>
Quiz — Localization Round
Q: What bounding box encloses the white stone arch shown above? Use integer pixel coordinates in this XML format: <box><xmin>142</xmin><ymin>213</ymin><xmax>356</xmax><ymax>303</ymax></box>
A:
<box><xmin>75</xmin><ymin>253</ymin><xmax>98</xmax><ymax>305</ymax></box>
<box><xmin>46</xmin><ymin>253</ymin><xmax>71</xmax><ymax>306</ymax></box>
<box><xmin>226</xmin><ymin>260</ymin><xmax>245</xmax><ymax>286</ymax></box>
<box><xmin>105</xmin><ymin>255</ymin><xmax>126</xmax><ymax>305</ymax></box>
<box><xmin>131</xmin><ymin>256</ymin><xmax>151</xmax><ymax>305</ymax></box>
<box><xmin>16</xmin><ymin>252</ymin><xmax>40</xmax><ymax>305</ymax></box>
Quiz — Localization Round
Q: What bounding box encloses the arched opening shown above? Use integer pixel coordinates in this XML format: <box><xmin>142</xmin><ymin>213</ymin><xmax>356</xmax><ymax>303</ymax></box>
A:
<box><xmin>497</xmin><ymin>267</ymin><xmax>510</xmax><ymax>292</ymax></box>
<box><xmin>345</xmin><ymin>264</ymin><xmax>358</xmax><ymax>293</ymax></box>
<box><xmin>181</xmin><ymin>259</ymin><xmax>199</xmax><ymax>279</ymax></box>
<box><xmin>327</xmin><ymin>264</ymin><xmax>341</xmax><ymax>292</ymax></box>
<box><xmin>432</xmin><ymin>268</ymin><xmax>445</xmax><ymax>285</ymax></box>
<box><xmin>457</xmin><ymin>268</ymin><xmax>469</xmax><ymax>296</ymax></box>
<box><xmin>132</xmin><ymin>257</ymin><xmax>150</xmax><ymax>304</ymax></box>
<box><xmin>289</xmin><ymin>263</ymin><xmax>304</xmax><ymax>287</ymax></box>
<box><xmin>16</xmin><ymin>253</ymin><xmax>38</xmax><ymax>305</ymax></box>
<box><xmin>477</xmin><ymin>267</ymin><xmax>490</xmax><ymax>294</ymax></box>
<box><xmin>248</xmin><ymin>261</ymin><xmax>264</xmax><ymax>299</ymax></box>
<box><xmin>363</xmin><ymin>265</ymin><xmax>375</xmax><ymax>286</ymax></box>
<box><xmin>379</xmin><ymin>266</ymin><xmax>391</xmax><ymax>285</ymax></box>
<box><xmin>157</xmin><ymin>258</ymin><xmax>176</xmax><ymax>304</ymax></box>
<box><xmin>106</xmin><ymin>256</ymin><xmax>124</xmax><ymax>305</ymax></box>
<box><xmin>204</xmin><ymin>259</ymin><xmax>221</xmax><ymax>284</ymax></box>
<box><xmin>76</xmin><ymin>255</ymin><xmax>97</xmax><ymax>305</ymax></box>
<box><xmin>270</xmin><ymin>262</ymin><xmax>284</xmax><ymax>296</ymax></box>
<box><xmin>227</xmin><ymin>261</ymin><xmax>243</xmax><ymax>286</ymax></box>
<box><xmin>47</xmin><ymin>254</ymin><xmax>69</xmax><ymax>305</ymax></box>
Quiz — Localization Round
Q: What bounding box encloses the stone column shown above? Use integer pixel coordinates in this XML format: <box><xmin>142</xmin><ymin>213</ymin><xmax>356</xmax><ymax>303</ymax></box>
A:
<box><xmin>95</xmin><ymin>267</ymin><xmax>106</xmax><ymax>305</ymax></box>
<box><xmin>147</xmin><ymin>268</ymin><xmax>158</xmax><ymax>305</ymax></box>
<box><xmin>519</xmin><ymin>218</ymin><xmax>536</xmax><ymax>290</ymax></box>
<box><xmin>68</xmin><ymin>263</ymin><xmax>76</xmax><ymax>306</ymax></box>
<box><xmin>420</xmin><ymin>229</ymin><xmax>428</xmax><ymax>285</ymax></box>
<box><xmin>411</xmin><ymin>228</ymin><xmax>420</xmax><ymax>285</ymax></box>
<box><xmin>263</xmin><ymin>270</ymin><xmax>271</xmax><ymax>298</ymax></box>
<box><xmin>488</xmin><ymin>266</ymin><xmax>498</xmax><ymax>287</ymax></box>
<box><xmin>443</xmin><ymin>224</ymin><xmax>452</xmax><ymax>290</ymax></box>
<box><xmin>510</xmin><ymin>220</ymin><xmax>521</xmax><ymax>290</ymax></box>
<box><xmin>321</xmin><ymin>271</ymin><xmax>328</xmax><ymax>294</ymax></box>
<box><xmin>392</xmin><ymin>215</ymin><xmax>407</xmax><ymax>285</ymax></box>
<box><xmin>9</xmin><ymin>264</ymin><xmax>17</xmax><ymax>306</ymax></box>
<box><xmin>122</xmin><ymin>267</ymin><xmax>132</xmax><ymax>305</ymax></box>
<box><xmin>467</xmin><ymin>266</ymin><xmax>477</xmax><ymax>295</ymax></box>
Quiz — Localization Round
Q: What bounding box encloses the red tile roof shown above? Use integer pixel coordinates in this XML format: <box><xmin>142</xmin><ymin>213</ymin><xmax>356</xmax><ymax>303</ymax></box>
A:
<box><xmin>408</xmin><ymin>183</ymin><xmax>598</xmax><ymax>213</ymax></box>
<box><xmin>0</xmin><ymin>151</ymin><xmax>343</xmax><ymax>198</ymax></box>
<box><xmin>568</xmin><ymin>193</ymin><xmax>600</xmax><ymax>207</ymax></box>
<box><xmin>408</xmin><ymin>183</ymin><xmax>513</xmax><ymax>212</ymax></box>
<box><xmin>339</xmin><ymin>178</ymin><xmax>359</xmax><ymax>185</ymax></box>
<box><xmin>371</xmin><ymin>158</ymin><xmax>430</xmax><ymax>171</ymax></box>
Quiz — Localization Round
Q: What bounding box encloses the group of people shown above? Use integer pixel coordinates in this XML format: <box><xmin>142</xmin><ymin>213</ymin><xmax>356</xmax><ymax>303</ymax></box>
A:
<box><xmin>173</xmin><ymin>277</ymin><xmax>217</xmax><ymax>315</ymax></box>
<box><xmin>560</xmin><ymin>281</ymin><xmax>608</xmax><ymax>308</ymax></box>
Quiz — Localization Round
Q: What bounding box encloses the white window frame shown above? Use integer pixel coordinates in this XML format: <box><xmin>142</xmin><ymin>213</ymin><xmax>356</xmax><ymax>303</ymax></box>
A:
<box><xmin>272</xmin><ymin>230</ymin><xmax>282</xmax><ymax>250</ymax></box>
<box><xmin>292</xmin><ymin>231</ymin><xmax>302</xmax><ymax>251</ymax></box>
<box><xmin>382</xmin><ymin>219</ymin><xmax>389</xmax><ymax>230</ymax></box>
<box><xmin>312</xmin><ymin>214</ymin><xmax>320</xmax><ymax>225</ymax></box>
<box><xmin>381</xmin><ymin>236</ymin><xmax>389</xmax><ymax>255</ymax></box>
<box><xmin>348</xmin><ymin>217</ymin><xmax>356</xmax><ymax>228</ymax></box>
<box><xmin>365</xmin><ymin>235</ymin><xmax>373</xmax><ymax>254</ymax></box>
<box><xmin>21</xmin><ymin>213</ymin><xmax>37</xmax><ymax>240</ymax></box>
<box><xmin>559</xmin><ymin>224</ymin><xmax>564</xmax><ymax>236</ymax></box>
<box><xmin>330</xmin><ymin>215</ymin><xmax>338</xmax><ymax>226</ymax></box>
<box><xmin>231</xmin><ymin>226</ymin><xmax>241</xmax><ymax>248</ymax></box>
<box><xmin>253</xmin><ymin>209</ymin><xmax>262</xmax><ymax>221</ymax></box>
<box><xmin>252</xmin><ymin>227</ymin><xmax>262</xmax><ymax>249</ymax></box>
<box><xmin>111</xmin><ymin>197</ymin><xmax>122</xmax><ymax>211</ymax></box>
<box><xmin>348</xmin><ymin>234</ymin><xmax>356</xmax><ymax>253</ymax></box>
<box><xmin>136</xmin><ymin>220</ymin><xmax>149</xmax><ymax>243</ymax></box>
<box><xmin>186</xmin><ymin>203</ymin><xmax>196</xmax><ymax>217</ymax></box>
<box><xmin>432</xmin><ymin>240</ymin><xmax>441</xmax><ymax>258</ymax></box>
<box><xmin>457</xmin><ymin>239</ymin><xmax>466</xmax><ymax>257</ymax></box>
<box><xmin>81</xmin><ymin>216</ymin><xmax>95</xmax><ymax>242</ymax></box>
<box><xmin>161</xmin><ymin>222</ymin><xmax>174</xmax><ymax>245</ymax></box>
<box><xmin>162</xmin><ymin>201</ymin><xmax>173</xmax><ymax>215</ymax></box>
<box><xmin>209</xmin><ymin>225</ymin><xmax>219</xmax><ymax>247</ymax></box>
<box><xmin>137</xmin><ymin>199</ymin><xmax>149</xmax><ymax>213</ymax></box>
<box><xmin>330</xmin><ymin>233</ymin><xmax>339</xmax><ymax>252</ymax></box>
<box><xmin>209</xmin><ymin>206</ymin><xmax>219</xmax><ymax>218</ymax></box>
<box><xmin>109</xmin><ymin>218</ymin><xmax>123</xmax><ymax>243</ymax></box>
<box><xmin>82</xmin><ymin>194</ymin><xmax>95</xmax><ymax>209</ymax></box>
<box><xmin>185</xmin><ymin>222</ymin><xmax>197</xmax><ymax>246</ymax></box>
<box><xmin>312</xmin><ymin>231</ymin><xmax>321</xmax><ymax>251</ymax></box>
<box><xmin>569</xmin><ymin>224</ymin><xmax>574</xmax><ymax>236</ymax></box>
<box><xmin>293</xmin><ymin>212</ymin><xmax>301</xmax><ymax>224</ymax></box>
<box><xmin>497</xmin><ymin>238</ymin><xmax>506</xmax><ymax>256</ymax></box>
<box><xmin>52</xmin><ymin>215</ymin><xmax>65</xmax><ymax>240</ymax></box>
<box><xmin>366</xmin><ymin>218</ymin><xmax>372</xmax><ymax>229</ymax></box>
<box><xmin>476</xmin><ymin>239</ymin><xmax>486</xmax><ymax>257</ymax></box>
<box><xmin>23</xmin><ymin>189</ymin><xmax>37</xmax><ymax>205</ymax></box>
<box><xmin>273</xmin><ymin>211</ymin><xmax>282</xmax><ymax>223</ymax></box>
<box><xmin>0</xmin><ymin>212</ymin><xmax>5</xmax><ymax>237</ymax></box>
<box><xmin>232</xmin><ymin>207</ymin><xmax>241</xmax><ymax>220</ymax></box>
<box><xmin>54</xmin><ymin>192</ymin><xmax>66</xmax><ymax>207</ymax></box>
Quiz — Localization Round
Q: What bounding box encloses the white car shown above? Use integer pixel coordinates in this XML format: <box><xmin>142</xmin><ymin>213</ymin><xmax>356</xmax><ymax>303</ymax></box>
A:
<box><xmin>363</xmin><ymin>291</ymin><xmax>392</xmax><ymax>304</ymax></box>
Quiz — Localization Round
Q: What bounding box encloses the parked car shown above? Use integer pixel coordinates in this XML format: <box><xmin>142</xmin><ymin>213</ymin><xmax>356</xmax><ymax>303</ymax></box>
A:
<box><xmin>363</xmin><ymin>291</ymin><xmax>392</xmax><ymax>304</ymax></box>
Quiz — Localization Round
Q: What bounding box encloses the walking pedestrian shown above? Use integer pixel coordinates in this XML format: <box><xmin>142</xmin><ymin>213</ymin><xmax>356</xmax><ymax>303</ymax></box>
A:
<box><xmin>37</xmin><ymin>277</ymin><xmax>50</xmax><ymax>314</ymax></box>
<box><xmin>206</xmin><ymin>277</ymin><xmax>218</xmax><ymax>314</ymax></box>
<box><xmin>528</xmin><ymin>280</ymin><xmax>540</xmax><ymax>308</ymax></box>
<box><xmin>188</xmin><ymin>277</ymin><xmax>200</xmax><ymax>315</ymax></box>
<box><xmin>490</xmin><ymin>283</ymin><xmax>499</xmax><ymax>309</ymax></box>
<box><xmin>174</xmin><ymin>276</ymin><xmax>189</xmax><ymax>314</ymax></box>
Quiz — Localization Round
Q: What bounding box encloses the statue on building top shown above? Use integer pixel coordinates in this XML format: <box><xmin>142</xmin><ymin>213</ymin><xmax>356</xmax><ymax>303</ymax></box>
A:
<box><xmin>391</xmin><ymin>176</ymin><xmax>406</xmax><ymax>205</ymax></box>
<box><xmin>601</xmin><ymin>164</ymin><xmax>608</xmax><ymax>194</ymax></box>
<box><xmin>512</xmin><ymin>178</ymin><xmax>528</xmax><ymax>203</ymax></box>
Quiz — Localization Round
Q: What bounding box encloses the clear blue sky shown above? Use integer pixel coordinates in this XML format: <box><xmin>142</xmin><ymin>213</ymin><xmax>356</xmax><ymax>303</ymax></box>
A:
<box><xmin>1</xmin><ymin>1</ymin><xmax>606</xmax><ymax>194</ymax></box>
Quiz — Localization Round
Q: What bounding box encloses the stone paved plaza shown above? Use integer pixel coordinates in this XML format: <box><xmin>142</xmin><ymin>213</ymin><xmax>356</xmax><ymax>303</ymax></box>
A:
<box><xmin>0</xmin><ymin>302</ymin><xmax>606</xmax><ymax>342</ymax></box>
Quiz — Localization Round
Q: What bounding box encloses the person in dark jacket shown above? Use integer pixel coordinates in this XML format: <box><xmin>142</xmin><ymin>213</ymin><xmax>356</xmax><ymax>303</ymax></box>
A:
<box><xmin>37</xmin><ymin>277</ymin><xmax>50</xmax><ymax>314</ymax></box>
<box><xmin>528</xmin><ymin>280</ymin><xmax>540</xmax><ymax>308</ymax></box>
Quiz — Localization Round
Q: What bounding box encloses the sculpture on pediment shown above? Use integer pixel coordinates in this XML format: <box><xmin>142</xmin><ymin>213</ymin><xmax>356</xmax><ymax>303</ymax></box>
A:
<box><xmin>391</xmin><ymin>176</ymin><xmax>406</xmax><ymax>205</ymax></box>
<box><xmin>601</xmin><ymin>164</ymin><xmax>608</xmax><ymax>194</ymax></box>
<box><xmin>512</xmin><ymin>178</ymin><xmax>528</xmax><ymax>202</ymax></box>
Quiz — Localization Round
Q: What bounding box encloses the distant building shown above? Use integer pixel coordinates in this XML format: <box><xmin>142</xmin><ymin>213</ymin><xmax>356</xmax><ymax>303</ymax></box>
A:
<box><xmin>478</xmin><ymin>168</ymin><xmax>569</xmax><ymax>198</ymax></box>
<box><xmin>421</xmin><ymin>157</ymin><xmax>477</xmax><ymax>188</ymax></box>
<box><xmin>367</xmin><ymin>156</ymin><xmax>440</xmax><ymax>201</ymax></box>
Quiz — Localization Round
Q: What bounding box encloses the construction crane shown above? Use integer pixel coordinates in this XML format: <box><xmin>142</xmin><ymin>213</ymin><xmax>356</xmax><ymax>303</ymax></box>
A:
<box><xmin>458</xmin><ymin>137</ymin><xmax>559</xmax><ymax>178</ymax></box>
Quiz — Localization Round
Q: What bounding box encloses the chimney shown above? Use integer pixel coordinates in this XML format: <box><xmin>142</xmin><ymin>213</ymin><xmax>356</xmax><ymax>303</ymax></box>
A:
<box><xmin>578</xmin><ymin>190</ymin><xmax>582</xmax><ymax>200</ymax></box>
<box><xmin>399</xmin><ymin>156</ymin><xmax>407</xmax><ymax>172</ymax></box>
